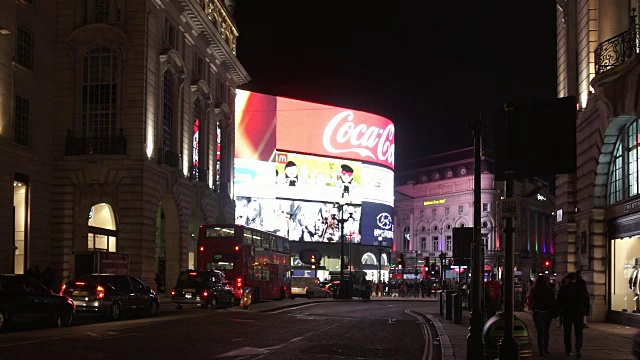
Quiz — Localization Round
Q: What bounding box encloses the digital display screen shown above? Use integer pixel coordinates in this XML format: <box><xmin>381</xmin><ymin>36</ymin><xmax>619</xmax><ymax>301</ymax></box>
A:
<box><xmin>361</xmin><ymin>164</ymin><xmax>394</xmax><ymax>206</ymax></box>
<box><xmin>234</xmin><ymin>158</ymin><xmax>276</xmax><ymax>198</ymax></box>
<box><xmin>235</xmin><ymin>196</ymin><xmax>361</xmax><ymax>243</ymax></box>
<box><xmin>360</xmin><ymin>202</ymin><xmax>394</xmax><ymax>246</ymax></box>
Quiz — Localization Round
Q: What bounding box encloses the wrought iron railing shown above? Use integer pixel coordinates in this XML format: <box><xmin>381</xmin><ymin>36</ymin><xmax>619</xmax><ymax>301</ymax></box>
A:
<box><xmin>189</xmin><ymin>166</ymin><xmax>208</xmax><ymax>183</ymax></box>
<box><xmin>157</xmin><ymin>147</ymin><xmax>181</xmax><ymax>169</ymax></box>
<box><xmin>65</xmin><ymin>131</ymin><xmax>127</xmax><ymax>156</ymax></box>
<box><xmin>595</xmin><ymin>24</ymin><xmax>639</xmax><ymax>74</ymax></box>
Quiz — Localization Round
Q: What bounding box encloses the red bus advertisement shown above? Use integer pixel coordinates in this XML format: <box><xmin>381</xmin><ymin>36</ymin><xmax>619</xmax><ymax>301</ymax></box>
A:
<box><xmin>197</xmin><ymin>224</ymin><xmax>292</xmax><ymax>303</ymax></box>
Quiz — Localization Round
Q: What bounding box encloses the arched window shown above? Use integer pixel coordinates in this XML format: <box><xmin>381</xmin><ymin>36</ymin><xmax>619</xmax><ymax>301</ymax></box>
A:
<box><xmin>215</xmin><ymin>120</ymin><xmax>221</xmax><ymax>190</ymax></box>
<box><xmin>82</xmin><ymin>47</ymin><xmax>117</xmax><ymax>138</ymax></box>
<box><xmin>609</xmin><ymin>141</ymin><xmax>623</xmax><ymax>204</ymax></box>
<box><xmin>162</xmin><ymin>71</ymin><xmax>174</xmax><ymax>153</ymax></box>
<box><xmin>402</xmin><ymin>226</ymin><xmax>410</xmax><ymax>251</ymax></box>
<box><xmin>81</xmin><ymin>0</ymin><xmax>124</xmax><ymax>23</ymax></box>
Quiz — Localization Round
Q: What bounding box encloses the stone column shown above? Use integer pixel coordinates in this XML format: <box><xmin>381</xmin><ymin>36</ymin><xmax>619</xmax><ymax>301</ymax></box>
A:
<box><xmin>598</xmin><ymin>2</ymin><xmax>631</xmax><ymax>43</ymax></box>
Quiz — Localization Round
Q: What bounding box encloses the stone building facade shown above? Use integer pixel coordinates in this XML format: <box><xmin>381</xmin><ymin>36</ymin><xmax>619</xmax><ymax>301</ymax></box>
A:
<box><xmin>0</xmin><ymin>0</ymin><xmax>249</xmax><ymax>293</ymax></box>
<box><xmin>394</xmin><ymin>147</ymin><xmax>555</xmax><ymax>283</ymax></box>
<box><xmin>555</xmin><ymin>0</ymin><xmax>640</xmax><ymax>323</ymax></box>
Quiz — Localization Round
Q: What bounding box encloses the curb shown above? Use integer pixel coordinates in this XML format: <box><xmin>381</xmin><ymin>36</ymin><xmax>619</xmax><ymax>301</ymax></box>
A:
<box><xmin>426</xmin><ymin>314</ymin><xmax>457</xmax><ymax>360</ymax></box>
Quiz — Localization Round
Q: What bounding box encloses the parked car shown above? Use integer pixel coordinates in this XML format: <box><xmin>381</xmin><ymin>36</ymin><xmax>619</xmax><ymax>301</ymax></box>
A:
<box><xmin>61</xmin><ymin>274</ymin><xmax>159</xmax><ymax>320</ymax></box>
<box><xmin>291</xmin><ymin>277</ymin><xmax>331</xmax><ymax>299</ymax></box>
<box><xmin>0</xmin><ymin>274</ymin><xmax>75</xmax><ymax>331</ymax></box>
<box><xmin>171</xmin><ymin>270</ymin><xmax>235</xmax><ymax>310</ymax></box>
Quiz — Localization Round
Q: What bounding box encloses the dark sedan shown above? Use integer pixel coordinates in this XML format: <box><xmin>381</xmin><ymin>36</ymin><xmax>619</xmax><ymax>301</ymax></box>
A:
<box><xmin>61</xmin><ymin>274</ymin><xmax>159</xmax><ymax>320</ymax></box>
<box><xmin>0</xmin><ymin>274</ymin><xmax>75</xmax><ymax>331</ymax></box>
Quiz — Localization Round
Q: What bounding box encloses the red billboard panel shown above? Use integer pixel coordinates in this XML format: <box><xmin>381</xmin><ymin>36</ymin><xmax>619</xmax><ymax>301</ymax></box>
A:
<box><xmin>235</xmin><ymin>90</ymin><xmax>395</xmax><ymax>169</ymax></box>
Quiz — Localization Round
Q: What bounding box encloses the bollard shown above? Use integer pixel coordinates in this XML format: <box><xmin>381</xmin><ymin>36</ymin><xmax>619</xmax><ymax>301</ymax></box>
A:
<box><xmin>452</xmin><ymin>292</ymin><xmax>462</xmax><ymax>324</ymax></box>
<box><xmin>445</xmin><ymin>290</ymin><xmax>455</xmax><ymax>321</ymax></box>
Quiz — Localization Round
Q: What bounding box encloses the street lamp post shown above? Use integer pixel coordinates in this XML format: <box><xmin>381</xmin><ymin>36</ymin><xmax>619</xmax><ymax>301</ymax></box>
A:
<box><xmin>439</xmin><ymin>251</ymin><xmax>446</xmax><ymax>289</ymax></box>
<box><xmin>374</xmin><ymin>237</ymin><xmax>387</xmax><ymax>285</ymax></box>
<box><xmin>336</xmin><ymin>195</ymin><xmax>353</xmax><ymax>299</ymax></box>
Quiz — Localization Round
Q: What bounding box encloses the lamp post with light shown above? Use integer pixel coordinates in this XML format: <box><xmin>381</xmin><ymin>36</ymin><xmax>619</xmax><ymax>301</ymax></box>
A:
<box><xmin>439</xmin><ymin>251</ymin><xmax>446</xmax><ymax>289</ymax></box>
<box><xmin>335</xmin><ymin>194</ymin><xmax>353</xmax><ymax>299</ymax></box>
<box><xmin>374</xmin><ymin>237</ymin><xmax>387</xmax><ymax>285</ymax></box>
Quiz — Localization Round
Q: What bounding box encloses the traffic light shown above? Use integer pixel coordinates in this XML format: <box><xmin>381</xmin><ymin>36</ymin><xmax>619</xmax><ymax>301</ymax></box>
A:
<box><xmin>448</xmin><ymin>259</ymin><xmax>454</xmax><ymax>266</ymax></box>
<box><xmin>311</xmin><ymin>254</ymin><xmax>316</xmax><ymax>269</ymax></box>
<box><xmin>544</xmin><ymin>260</ymin><xmax>551</xmax><ymax>269</ymax></box>
<box><xmin>423</xmin><ymin>257</ymin><xmax>429</xmax><ymax>265</ymax></box>
<box><xmin>397</xmin><ymin>254</ymin><xmax>405</xmax><ymax>268</ymax></box>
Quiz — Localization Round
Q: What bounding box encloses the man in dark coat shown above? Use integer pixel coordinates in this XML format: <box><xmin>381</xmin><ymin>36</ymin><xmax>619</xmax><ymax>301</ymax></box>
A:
<box><xmin>557</xmin><ymin>272</ymin><xmax>590</xmax><ymax>358</ymax></box>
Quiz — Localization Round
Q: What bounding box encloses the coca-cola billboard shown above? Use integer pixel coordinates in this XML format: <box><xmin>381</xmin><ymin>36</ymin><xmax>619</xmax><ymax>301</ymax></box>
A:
<box><xmin>235</xmin><ymin>90</ymin><xmax>395</xmax><ymax>169</ymax></box>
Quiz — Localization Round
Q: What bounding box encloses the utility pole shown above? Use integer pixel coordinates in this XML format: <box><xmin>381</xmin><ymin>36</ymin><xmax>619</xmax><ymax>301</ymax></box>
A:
<box><xmin>467</xmin><ymin>115</ymin><xmax>485</xmax><ymax>358</ymax></box>
<box><xmin>499</xmin><ymin>104</ymin><xmax>519</xmax><ymax>359</ymax></box>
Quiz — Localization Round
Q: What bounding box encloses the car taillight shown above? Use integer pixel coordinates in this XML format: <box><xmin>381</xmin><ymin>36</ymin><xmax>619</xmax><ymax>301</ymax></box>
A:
<box><xmin>236</xmin><ymin>277</ymin><xmax>242</xmax><ymax>289</ymax></box>
<box><xmin>202</xmin><ymin>291</ymin><xmax>208</xmax><ymax>298</ymax></box>
<box><xmin>75</xmin><ymin>282</ymin><xmax>85</xmax><ymax>286</ymax></box>
<box><xmin>59</xmin><ymin>284</ymin><xmax>66</xmax><ymax>296</ymax></box>
<box><xmin>170</xmin><ymin>289</ymin><xmax>176</xmax><ymax>297</ymax></box>
<box><xmin>96</xmin><ymin>285</ymin><xmax>105</xmax><ymax>299</ymax></box>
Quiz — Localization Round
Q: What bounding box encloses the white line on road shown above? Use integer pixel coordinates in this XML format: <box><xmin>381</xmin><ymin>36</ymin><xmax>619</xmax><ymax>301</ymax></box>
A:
<box><xmin>0</xmin><ymin>338</ymin><xmax>61</xmax><ymax>348</ymax></box>
<box><xmin>268</xmin><ymin>303</ymin><xmax>319</xmax><ymax>313</ymax></box>
<box><xmin>86</xmin><ymin>332</ymin><xmax>101</xmax><ymax>337</ymax></box>
<box><xmin>407</xmin><ymin>309</ymin><xmax>431</xmax><ymax>360</ymax></box>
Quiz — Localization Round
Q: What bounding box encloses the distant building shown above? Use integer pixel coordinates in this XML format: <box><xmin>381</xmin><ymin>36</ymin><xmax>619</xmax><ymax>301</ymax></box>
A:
<box><xmin>0</xmin><ymin>0</ymin><xmax>249</xmax><ymax>292</ymax></box>
<box><xmin>394</xmin><ymin>147</ymin><xmax>555</xmax><ymax>283</ymax></box>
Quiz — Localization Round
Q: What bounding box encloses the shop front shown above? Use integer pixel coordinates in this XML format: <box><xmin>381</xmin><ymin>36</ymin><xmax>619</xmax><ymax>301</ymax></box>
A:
<box><xmin>608</xmin><ymin>209</ymin><xmax>640</xmax><ymax>326</ymax></box>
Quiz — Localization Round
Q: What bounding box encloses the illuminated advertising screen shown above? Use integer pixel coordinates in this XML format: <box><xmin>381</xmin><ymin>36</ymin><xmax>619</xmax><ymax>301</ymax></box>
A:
<box><xmin>235</xmin><ymin>196</ymin><xmax>361</xmax><ymax>243</ymax></box>
<box><xmin>360</xmin><ymin>202</ymin><xmax>394</xmax><ymax>246</ymax></box>
<box><xmin>274</xmin><ymin>151</ymin><xmax>362</xmax><ymax>204</ymax></box>
<box><xmin>361</xmin><ymin>164</ymin><xmax>394</xmax><ymax>206</ymax></box>
<box><xmin>234</xmin><ymin>159</ymin><xmax>276</xmax><ymax>198</ymax></box>
<box><xmin>235</xmin><ymin>90</ymin><xmax>394</xmax><ymax>169</ymax></box>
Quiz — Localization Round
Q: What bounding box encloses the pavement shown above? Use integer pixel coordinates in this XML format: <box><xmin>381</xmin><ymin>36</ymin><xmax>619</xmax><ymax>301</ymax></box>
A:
<box><xmin>156</xmin><ymin>294</ymin><xmax>638</xmax><ymax>359</ymax></box>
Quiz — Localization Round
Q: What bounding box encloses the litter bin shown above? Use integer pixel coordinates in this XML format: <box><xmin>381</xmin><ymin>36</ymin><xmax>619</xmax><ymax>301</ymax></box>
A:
<box><xmin>445</xmin><ymin>290</ymin><xmax>456</xmax><ymax>321</ymax></box>
<box><xmin>451</xmin><ymin>292</ymin><xmax>462</xmax><ymax>324</ymax></box>
<box><xmin>482</xmin><ymin>313</ymin><xmax>533</xmax><ymax>360</ymax></box>
<box><xmin>438</xmin><ymin>290</ymin><xmax>445</xmax><ymax>316</ymax></box>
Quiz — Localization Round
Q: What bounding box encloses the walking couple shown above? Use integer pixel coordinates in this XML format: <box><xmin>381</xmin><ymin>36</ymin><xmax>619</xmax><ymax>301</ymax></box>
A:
<box><xmin>528</xmin><ymin>272</ymin><xmax>590</xmax><ymax>358</ymax></box>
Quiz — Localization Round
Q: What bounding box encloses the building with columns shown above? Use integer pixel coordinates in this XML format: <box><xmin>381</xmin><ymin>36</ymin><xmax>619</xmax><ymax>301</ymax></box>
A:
<box><xmin>394</xmin><ymin>147</ymin><xmax>555</xmax><ymax>284</ymax></box>
<box><xmin>555</xmin><ymin>0</ymin><xmax>640</xmax><ymax>324</ymax></box>
<box><xmin>0</xmin><ymin>0</ymin><xmax>249</xmax><ymax>293</ymax></box>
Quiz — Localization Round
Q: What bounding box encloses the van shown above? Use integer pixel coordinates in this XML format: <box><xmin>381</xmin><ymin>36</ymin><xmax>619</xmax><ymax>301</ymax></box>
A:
<box><xmin>290</xmin><ymin>276</ymin><xmax>330</xmax><ymax>299</ymax></box>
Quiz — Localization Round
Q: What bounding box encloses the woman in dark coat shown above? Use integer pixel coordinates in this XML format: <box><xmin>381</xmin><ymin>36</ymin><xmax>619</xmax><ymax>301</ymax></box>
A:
<box><xmin>528</xmin><ymin>274</ymin><xmax>557</xmax><ymax>356</ymax></box>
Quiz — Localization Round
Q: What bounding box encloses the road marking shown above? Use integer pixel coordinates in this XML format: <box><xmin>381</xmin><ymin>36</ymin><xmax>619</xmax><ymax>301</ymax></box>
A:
<box><xmin>407</xmin><ymin>309</ymin><xmax>431</xmax><ymax>360</ymax></box>
<box><xmin>0</xmin><ymin>338</ymin><xmax>61</xmax><ymax>348</ymax></box>
<box><xmin>388</xmin><ymin>318</ymin><xmax>396</xmax><ymax>323</ymax></box>
<box><xmin>230</xmin><ymin>318</ymin><xmax>255</xmax><ymax>322</ymax></box>
<box><xmin>216</xmin><ymin>346</ymin><xmax>269</xmax><ymax>357</ymax></box>
<box><xmin>267</xmin><ymin>303</ymin><xmax>319</xmax><ymax>313</ymax></box>
<box><xmin>86</xmin><ymin>332</ymin><xmax>101</xmax><ymax>337</ymax></box>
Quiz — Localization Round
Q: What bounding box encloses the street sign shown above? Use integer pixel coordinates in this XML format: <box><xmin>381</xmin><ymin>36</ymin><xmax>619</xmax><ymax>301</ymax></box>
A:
<box><xmin>502</xmin><ymin>198</ymin><xmax>517</xmax><ymax>218</ymax></box>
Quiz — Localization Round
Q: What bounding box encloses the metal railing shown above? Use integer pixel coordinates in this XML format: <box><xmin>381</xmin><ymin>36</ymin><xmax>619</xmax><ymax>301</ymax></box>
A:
<box><xmin>157</xmin><ymin>147</ymin><xmax>181</xmax><ymax>169</ymax></box>
<box><xmin>65</xmin><ymin>132</ymin><xmax>127</xmax><ymax>156</ymax></box>
<box><xmin>595</xmin><ymin>24</ymin><xmax>639</xmax><ymax>74</ymax></box>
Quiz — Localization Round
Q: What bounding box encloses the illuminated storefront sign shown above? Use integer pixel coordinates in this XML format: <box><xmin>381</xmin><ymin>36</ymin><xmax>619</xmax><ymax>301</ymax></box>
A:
<box><xmin>235</xmin><ymin>90</ymin><xmax>395</xmax><ymax>169</ymax></box>
<box><xmin>423</xmin><ymin>199</ymin><xmax>446</xmax><ymax>206</ymax></box>
<box><xmin>274</xmin><ymin>151</ymin><xmax>362</xmax><ymax>204</ymax></box>
<box><xmin>235</xmin><ymin>196</ymin><xmax>361</xmax><ymax>243</ymax></box>
<box><xmin>360</xmin><ymin>202</ymin><xmax>394</xmax><ymax>246</ymax></box>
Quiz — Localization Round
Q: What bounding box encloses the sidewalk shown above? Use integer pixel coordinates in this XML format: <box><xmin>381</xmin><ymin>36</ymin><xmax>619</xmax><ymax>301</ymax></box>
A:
<box><xmin>430</xmin><ymin>309</ymin><xmax>638</xmax><ymax>359</ymax></box>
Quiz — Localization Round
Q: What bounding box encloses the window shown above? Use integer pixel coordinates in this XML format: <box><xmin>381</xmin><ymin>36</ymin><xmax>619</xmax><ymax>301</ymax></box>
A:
<box><xmin>129</xmin><ymin>276</ymin><xmax>145</xmax><ymax>290</ymax></box>
<box><xmin>458</xmin><ymin>204</ymin><xmax>463</xmax><ymax>215</ymax></box>
<box><xmin>609</xmin><ymin>141</ymin><xmax>623</xmax><ymax>204</ymax></box>
<box><xmin>193</xmin><ymin>53</ymin><xmax>204</xmax><ymax>80</ymax></box>
<box><xmin>629</xmin><ymin>120</ymin><xmax>640</xmax><ymax>197</ymax></box>
<box><xmin>14</xmin><ymin>96</ymin><xmax>30</xmax><ymax>147</ymax></box>
<box><xmin>432</xmin><ymin>208</ymin><xmax>437</xmax><ymax>217</ymax></box>
<box><xmin>162</xmin><ymin>71</ymin><xmax>174</xmax><ymax>152</ymax></box>
<box><xmin>82</xmin><ymin>0</ymin><xmax>123</xmax><ymax>23</ymax></box>
<box><xmin>420</xmin><ymin>237</ymin><xmax>427</xmax><ymax>252</ymax></box>
<box><xmin>165</xmin><ymin>19</ymin><xmax>176</xmax><ymax>48</ymax></box>
<box><xmin>403</xmin><ymin>226</ymin><xmax>410</xmax><ymax>250</ymax></box>
<box><xmin>446</xmin><ymin>235</ymin><xmax>452</xmax><ymax>252</ymax></box>
<box><xmin>82</xmin><ymin>47</ymin><xmax>117</xmax><ymax>138</ymax></box>
<box><xmin>215</xmin><ymin>120</ymin><xmax>221</xmax><ymax>190</ymax></box>
<box><xmin>482</xmin><ymin>203</ymin><xmax>489</xmax><ymax>212</ymax></box>
<box><xmin>420</xmin><ymin>209</ymin><xmax>424</xmax><ymax>218</ymax></box>
<box><xmin>402</xmin><ymin>213</ymin><xmax>408</xmax><ymax>221</ymax></box>
<box><xmin>192</xmin><ymin>98</ymin><xmax>202</xmax><ymax>176</ymax></box>
<box><xmin>445</xmin><ymin>206</ymin><xmax>450</xmax><ymax>215</ymax></box>
<box><xmin>15</xmin><ymin>27</ymin><xmax>33</xmax><ymax>69</ymax></box>
<box><xmin>432</xmin><ymin>236</ymin><xmax>439</xmax><ymax>252</ymax></box>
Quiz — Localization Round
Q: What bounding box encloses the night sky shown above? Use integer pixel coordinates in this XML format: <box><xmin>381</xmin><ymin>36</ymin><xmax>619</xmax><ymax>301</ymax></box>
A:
<box><xmin>233</xmin><ymin>1</ymin><xmax>558</xmax><ymax>169</ymax></box>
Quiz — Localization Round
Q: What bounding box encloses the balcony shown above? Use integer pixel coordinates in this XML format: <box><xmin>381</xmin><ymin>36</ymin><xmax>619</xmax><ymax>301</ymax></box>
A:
<box><xmin>65</xmin><ymin>131</ymin><xmax>127</xmax><ymax>156</ymax></box>
<box><xmin>157</xmin><ymin>147</ymin><xmax>181</xmax><ymax>169</ymax></box>
<box><xmin>189</xmin><ymin>166</ymin><xmax>209</xmax><ymax>183</ymax></box>
<box><xmin>595</xmin><ymin>24</ymin><xmax>640</xmax><ymax>74</ymax></box>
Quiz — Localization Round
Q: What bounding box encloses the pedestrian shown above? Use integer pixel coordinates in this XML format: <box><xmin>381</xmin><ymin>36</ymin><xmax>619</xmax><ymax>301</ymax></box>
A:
<box><xmin>576</xmin><ymin>270</ymin><xmax>589</xmax><ymax>328</ymax></box>
<box><xmin>557</xmin><ymin>272</ymin><xmax>590</xmax><ymax>358</ymax></box>
<box><xmin>41</xmin><ymin>266</ymin><xmax>55</xmax><ymax>291</ymax></box>
<box><xmin>528</xmin><ymin>275</ymin><xmax>557</xmax><ymax>356</ymax></box>
<box><xmin>484</xmin><ymin>274</ymin><xmax>501</xmax><ymax>319</ymax></box>
<box><xmin>557</xmin><ymin>275</ymin><xmax>568</xmax><ymax>329</ymax></box>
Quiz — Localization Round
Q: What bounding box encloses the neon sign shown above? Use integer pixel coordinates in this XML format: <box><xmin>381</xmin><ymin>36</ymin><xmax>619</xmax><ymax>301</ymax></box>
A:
<box><xmin>423</xmin><ymin>199</ymin><xmax>446</xmax><ymax>206</ymax></box>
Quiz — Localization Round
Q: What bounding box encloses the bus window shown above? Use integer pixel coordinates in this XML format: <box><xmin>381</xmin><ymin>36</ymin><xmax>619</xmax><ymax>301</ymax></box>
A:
<box><xmin>270</xmin><ymin>236</ymin><xmax>277</xmax><ymax>251</ymax></box>
<box><xmin>261</xmin><ymin>235</ymin><xmax>270</xmax><ymax>249</ymax></box>
<box><xmin>277</xmin><ymin>238</ymin><xmax>284</xmax><ymax>252</ymax></box>
<box><xmin>243</xmin><ymin>230</ymin><xmax>252</xmax><ymax>245</ymax></box>
<box><xmin>283</xmin><ymin>239</ymin><xmax>290</xmax><ymax>252</ymax></box>
<box><xmin>252</xmin><ymin>265</ymin><xmax>260</xmax><ymax>281</ymax></box>
<box><xmin>205</xmin><ymin>227</ymin><xmax>235</xmax><ymax>238</ymax></box>
<box><xmin>262</xmin><ymin>267</ymin><xmax>270</xmax><ymax>281</ymax></box>
<box><xmin>252</xmin><ymin>232</ymin><xmax>261</xmax><ymax>248</ymax></box>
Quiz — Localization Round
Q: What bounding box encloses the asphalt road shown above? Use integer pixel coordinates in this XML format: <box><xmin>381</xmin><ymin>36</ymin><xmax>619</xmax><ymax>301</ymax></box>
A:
<box><xmin>0</xmin><ymin>299</ymin><xmax>442</xmax><ymax>359</ymax></box>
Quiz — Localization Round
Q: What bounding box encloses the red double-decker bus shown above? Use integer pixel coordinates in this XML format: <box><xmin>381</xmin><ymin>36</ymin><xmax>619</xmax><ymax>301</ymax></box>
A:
<box><xmin>197</xmin><ymin>224</ymin><xmax>292</xmax><ymax>303</ymax></box>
